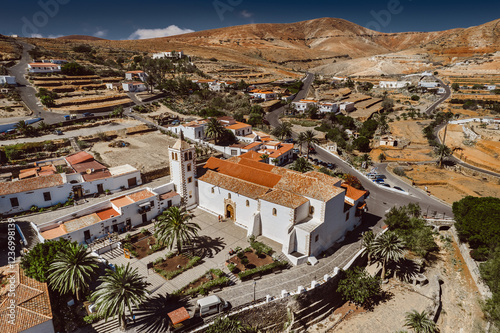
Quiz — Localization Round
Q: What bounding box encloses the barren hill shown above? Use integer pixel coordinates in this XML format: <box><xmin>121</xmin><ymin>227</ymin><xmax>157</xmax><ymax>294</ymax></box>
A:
<box><xmin>57</xmin><ymin>35</ymin><xmax>107</xmax><ymax>41</ymax></box>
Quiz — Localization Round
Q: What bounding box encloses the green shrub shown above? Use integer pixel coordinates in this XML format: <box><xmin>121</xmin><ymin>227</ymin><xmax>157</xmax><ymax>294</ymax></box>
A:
<box><xmin>237</xmin><ymin>252</ymin><xmax>245</xmax><ymax>259</ymax></box>
<box><xmin>251</xmin><ymin>241</ymin><xmax>273</xmax><ymax>255</ymax></box>
<box><xmin>227</xmin><ymin>263</ymin><xmax>237</xmax><ymax>273</ymax></box>
<box><xmin>83</xmin><ymin>314</ymin><xmax>101</xmax><ymax>324</ymax></box>
<box><xmin>238</xmin><ymin>261</ymin><xmax>288</xmax><ymax>281</ymax></box>
<box><xmin>241</xmin><ymin>257</ymin><xmax>249</xmax><ymax>265</ymax></box>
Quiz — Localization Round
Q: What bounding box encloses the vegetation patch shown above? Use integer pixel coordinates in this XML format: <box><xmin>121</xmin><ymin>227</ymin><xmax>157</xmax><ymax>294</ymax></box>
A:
<box><xmin>172</xmin><ymin>268</ymin><xmax>229</xmax><ymax>297</ymax></box>
<box><xmin>153</xmin><ymin>254</ymin><xmax>201</xmax><ymax>280</ymax></box>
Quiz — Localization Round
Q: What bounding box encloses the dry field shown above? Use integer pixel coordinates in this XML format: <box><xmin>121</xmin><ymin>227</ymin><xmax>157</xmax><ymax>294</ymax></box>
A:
<box><xmin>0</xmin><ymin>99</ymin><xmax>29</xmax><ymax>118</ymax></box>
<box><xmin>90</xmin><ymin>131</ymin><xmax>177</xmax><ymax>173</ymax></box>
<box><xmin>370</xmin><ymin>147</ymin><xmax>434</xmax><ymax>163</ymax></box>
<box><xmin>389</xmin><ymin>120</ymin><xmax>431</xmax><ymax>146</ymax></box>
<box><xmin>440</xmin><ymin>123</ymin><xmax>500</xmax><ymax>173</ymax></box>
<box><xmin>309</xmin><ymin>231</ymin><xmax>487</xmax><ymax>333</ymax></box>
<box><xmin>406</xmin><ymin>164</ymin><xmax>500</xmax><ymax>204</ymax></box>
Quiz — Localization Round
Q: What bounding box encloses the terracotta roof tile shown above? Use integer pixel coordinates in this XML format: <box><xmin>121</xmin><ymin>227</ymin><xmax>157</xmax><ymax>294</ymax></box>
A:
<box><xmin>40</xmin><ymin>225</ymin><xmax>68</xmax><ymax>239</ymax></box>
<box><xmin>341</xmin><ymin>184</ymin><xmax>367</xmax><ymax>201</ymax></box>
<box><xmin>66</xmin><ymin>151</ymin><xmax>94</xmax><ymax>165</ymax></box>
<box><xmin>260</xmin><ymin>189</ymin><xmax>308</xmax><ymax>208</ymax></box>
<box><xmin>0</xmin><ymin>174</ymin><xmax>64</xmax><ymax>196</ymax></box>
<box><xmin>127</xmin><ymin>189</ymin><xmax>156</xmax><ymax>202</ymax></box>
<box><xmin>198</xmin><ymin>171</ymin><xmax>270</xmax><ymax>200</ymax></box>
<box><xmin>160</xmin><ymin>191</ymin><xmax>179</xmax><ymax>200</ymax></box>
<box><xmin>96</xmin><ymin>207</ymin><xmax>120</xmax><ymax>220</ymax></box>
<box><xmin>72</xmin><ymin>160</ymin><xmax>107</xmax><ymax>173</ymax></box>
<box><xmin>226</xmin><ymin>122</ymin><xmax>251</xmax><ymax>130</ymax></box>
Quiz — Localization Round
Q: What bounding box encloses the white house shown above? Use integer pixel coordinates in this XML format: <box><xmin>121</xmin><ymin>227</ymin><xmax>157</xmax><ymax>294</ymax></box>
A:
<box><xmin>171</xmin><ymin>119</ymin><xmax>208</xmax><ymax>141</ymax></box>
<box><xmin>379</xmin><ymin>81</ymin><xmax>411</xmax><ymax>89</ymax></box>
<box><xmin>339</xmin><ymin>102</ymin><xmax>355</xmax><ymax>113</ymax></box>
<box><xmin>105</xmin><ymin>82</ymin><xmax>122</xmax><ymax>91</ymax></box>
<box><xmin>0</xmin><ymin>264</ymin><xmax>55</xmax><ymax>333</ymax></box>
<box><xmin>125</xmin><ymin>70</ymin><xmax>147</xmax><ymax>82</ymax></box>
<box><xmin>0</xmin><ymin>75</ymin><xmax>16</xmax><ymax>85</ymax></box>
<box><xmin>152</xmin><ymin>51</ymin><xmax>184</xmax><ymax>59</ymax></box>
<box><xmin>198</xmin><ymin>155</ymin><xmax>367</xmax><ymax>265</ymax></box>
<box><xmin>37</xmin><ymin>185</ymin><xmax>181</xmax><ymax>245</ymax></box>
<box><xmin>50</xmin><ymin>59</ymin><xmax>68</xmax><ymax>64</ymax></box>
<box><xmin>379</xmin><ymin>135</ymin><xmax>398</xmax><ymax>147</ymax></box>
<box><xmin>122</xmin><ymin>81</ymin><xmax>147</xmax><ymax>92</ymax></box>
<box><xmin>318</xmin><ymin>102</ymin><xmax>340</xmax><ymax>114</ymax></box>
<box><xmin>0</xmin><ymin>152</ymin><xmax>142</xmax><ymax>215</ymax></box>
<box><xmin>28</xmin><ymin>63</ymin><xmax>61</xmax><ymax>73</ymax></box>
<box><xmin>486</xmin><ymin>85</ymin><xmax>497</xmax><ymax>91</ymax></box>
<box><xmin>292</xmin><ymin>99</ymin><xmax>318</xmax><ymax>112</ymax></box>
<box><xmin>249</xmin><ymin>89</ymin><xmax>277</xmax><ymax>101</ymax></box>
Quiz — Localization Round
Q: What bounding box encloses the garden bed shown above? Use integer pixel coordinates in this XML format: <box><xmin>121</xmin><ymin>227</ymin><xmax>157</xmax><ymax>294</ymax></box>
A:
<box><xmin>122</xmin><ymin>229</ymin><xmax>165</xmax><ymax>259</ymax></box>
<box><xmin>172</xmin><ymin>268</ymin><xmax>230</xmax><ymax>297</ymax></box>
<box><xmin>153</xmin><ymin>253</ymin><xmax>201</xmax><ymax>280</ymax></box>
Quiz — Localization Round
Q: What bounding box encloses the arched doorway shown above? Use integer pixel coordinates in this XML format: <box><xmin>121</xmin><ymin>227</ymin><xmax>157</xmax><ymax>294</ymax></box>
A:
<box><xmin>226</xmin><ymin>204</ymin><xmax>235</xmax><ymax>220</ymax></box>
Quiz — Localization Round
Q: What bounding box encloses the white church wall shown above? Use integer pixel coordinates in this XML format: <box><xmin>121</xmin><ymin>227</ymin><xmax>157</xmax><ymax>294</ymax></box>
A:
<box><xmin>259</xmin><ymin>200</ymin><xmax>294</xmax><ymax>245</ymax></box>
<box><xmin>311</xmin><ymin>194</ymin><xmax>346</xmax><ymax>256</ymax></box>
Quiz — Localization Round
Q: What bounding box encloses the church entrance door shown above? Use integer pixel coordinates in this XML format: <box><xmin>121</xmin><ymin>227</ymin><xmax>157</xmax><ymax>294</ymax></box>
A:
<box><xmin>226</xmin><ymin>204</ymin><xmax>235</xmax><ymax>220</ymax></box>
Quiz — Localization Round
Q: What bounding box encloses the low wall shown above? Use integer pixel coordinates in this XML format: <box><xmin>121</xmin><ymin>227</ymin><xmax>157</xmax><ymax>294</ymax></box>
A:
<box><xmin>141</xmin><ymin>167</ymin><xmax>170</xmax><ymax>182</ymax></box>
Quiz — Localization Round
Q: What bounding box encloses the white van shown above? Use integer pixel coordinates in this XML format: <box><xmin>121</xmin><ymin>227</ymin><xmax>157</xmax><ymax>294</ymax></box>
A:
<box><xmin>196</xmin><ymin>295</ymin><xmax>229</xmax><ymax>317</ymax></box>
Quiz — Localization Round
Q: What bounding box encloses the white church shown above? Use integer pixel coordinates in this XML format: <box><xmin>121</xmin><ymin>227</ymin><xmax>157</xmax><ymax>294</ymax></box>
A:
<box><xmin>35</xmin><ymin>135</ymin><xmax>367</xmax><ymax>265</ymax></box>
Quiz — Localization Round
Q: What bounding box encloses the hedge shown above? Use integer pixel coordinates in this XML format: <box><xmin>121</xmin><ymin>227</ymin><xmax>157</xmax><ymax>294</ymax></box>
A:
<box><xmin>154</xmin><ymin>256</ymin><xmax>201</xmax><ymax>280</ymax></box>
<box><xmin>238</xmin><ymin>260</ymin><xmax>288</xmax><ymax>281</ymax></box>
<box><xmin>172</xmin><ymin>268</ymin><xmax>228</xmax><ymax>297</ymax></box>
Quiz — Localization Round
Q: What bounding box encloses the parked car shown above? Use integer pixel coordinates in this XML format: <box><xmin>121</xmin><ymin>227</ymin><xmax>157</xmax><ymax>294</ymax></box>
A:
<box><xmin>292</xmin><ymin>148</ymin><xmax>300</xmax><ymax>154</ymax></box>
<box><xmin>374</xmin><ymin>179</ymin><xmax>385</xmax><ymax>184</ymax></box>
<box><xmin>82</xmin><ymin>112</ymin><xmax>94</xmax><ymax>117</ymax></box>
<box><xmin>53</xmin><ymin>129</ymin><xmax>63</xmax><ymax>135</ymax></box>
<box><xmin>393</xmin><ymin>186</ymin><xmax>405</xmax><ymax>192</ymax></box>
<box><xmin>284</xmin><ymin>138</ymin><xmax>295</xmax><ymax>144</ymax></box>
<box><xmin>327</xmin><ymin>163</ymin><xmax>334</xmax><ymax>169</ymax></box>
<box><xmin>196</xmin><ymin>295</ymin><xmax>230</xmax><ymax>317</ymax></box>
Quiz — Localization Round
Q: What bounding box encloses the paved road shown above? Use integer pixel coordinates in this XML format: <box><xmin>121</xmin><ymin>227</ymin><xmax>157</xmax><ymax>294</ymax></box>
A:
<box><xmin>265</xmin><ymin>73</ymin><xmax>453</xmax><ymax>219</ymax></box>
<box><xmin>425</xmin><ymin>76</ymin><xmax>451</xmax><ymax>114</ymax></box>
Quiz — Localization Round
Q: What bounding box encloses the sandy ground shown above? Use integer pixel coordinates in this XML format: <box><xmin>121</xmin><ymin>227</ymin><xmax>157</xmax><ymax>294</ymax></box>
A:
<box><xmin>406</xmin><ymin>164</ymin><xmax>500</xmax><ymax>204</ymax></box>
<box><xmin>0</xmin><ymin>99</ymin><xmax>29</xmax><ymax>118</ymax></box>
<box><xmin>309</xmin><ymin>231</ymin><xmax>487</xmax><ymax>333</ymax></box>
<box><xmin>440</xmin><ymin>123</ymin><xmax>500</xmax><ymax>173</ymax></box>
<box><xmin>370</xmin><ymin>147</ymin><xmax>435</xmax><ymax>162</ymax></box>
<box><xmin>389</xmin><ymin>120</ymin><xmax>431</xmax><ymax>146</ymax></box>
<box><xmin>90</xmin><ymin>131</ymin><xmax>177</xmax><ymax>173</ymax></box>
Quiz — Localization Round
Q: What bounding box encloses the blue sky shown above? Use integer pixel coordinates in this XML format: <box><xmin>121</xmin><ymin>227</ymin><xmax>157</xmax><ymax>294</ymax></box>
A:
<box><xmin>1</xmin><ymin>0</ymin><xmax>499</xmax><ymax>40</ymax></box>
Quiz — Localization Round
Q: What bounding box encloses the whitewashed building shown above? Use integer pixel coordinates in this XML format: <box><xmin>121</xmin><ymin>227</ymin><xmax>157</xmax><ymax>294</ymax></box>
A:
<box><xmin>318</xmin><ymin>102</ymin><xmax>340</xmax><ymax>113</ymax></box>
<box><xmin>0</xmin><ymin>75</ymin><xmax>16</xmax><ymax>85</ymax></box>
<box><xmin>28</xmin><ymin>63</ymin><xmax>61</xmax><ymax>73</ymax></box>
<box><xmin>292</xmin><ymin>99</ymin><xmax>318</xmax><ymax>112</ymax></box>
<box><xmin>379</xmin><ymin>81</ymin><xmax>411</xmax><ymax>89</ymax></box>
<box><xmin>125</xmin><ymin>70</ymin><xmax>147</xmax><ymax>82</ymax></box>
<box><xmin>339</xmin><ymin>102</ymin><xmax>355</xmax><ymax>113</ymax></box>
<box><xmin>418</xmin><ymin>81</ymin><xmax>439</xmax><ymax>88</ymax></box>
<box><xmin>122</xmin><ymin>81</ymin><xmax>147</xmax><ymax>92</ymax></box>
<box><xmin>0</xmin><ymin>152</ymin><xmax>141</xmax><ymax>215</ymax></box>
<box><xmin>198</xmin><ymin>156</ymin><xmax>367</xmax><ymax>264</ymax></box>
<box><xmin>152</xmin><ymin>51</ymin><xmax>184</xmax><ymax>59</ymax></box>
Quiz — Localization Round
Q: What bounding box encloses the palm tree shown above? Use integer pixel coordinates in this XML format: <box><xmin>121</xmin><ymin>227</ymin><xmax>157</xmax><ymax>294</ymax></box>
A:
<box><xmin>205</xmin><ymin>117</ymin><xmax>225</xmax><ymax>144</ymax></box>
<box><xmin>404</xmin><ymin>310</ymin><xmax>437</xmax><ymax>333</ymax></box>
<box><xmin>361</xmin><ymin>230</ymin><xmax>375</xmax><ymax>264</ymax></box>
<box><xmin>303</xmin><ymin>130</ymin><xmax>319</xmax><ymax>159</ymax></box>
<box><xmin>360</xmin><ymin>153</ymin><xmax>371</xmax><ymax>168</ymax></box>
<box><xmin>289</xmin><ymin>157</ymin><xmax>313</xmax><ymax>173</ymax></box>
<box><xmin>271</xmin><ymin>122</ymin><xmax>293</xmax><ymax>140</ymax></box>
<box><xmin>48</xmin><ymin>243</ymin><xmax>99</xmax><ymax>301</ymax></box>
<box><xmin>372</xmin><ymin>231</ymin><xmax>405</xmax><ymax>279</ymax></box>
<box><xmin>271</xmin><ymin>158</ymin><xmax>280</xmax><ymax>166</ymax></box>
<box><xmin>297</xmin><ymin>132</ymin><xmax>307</xmax><ymax>155</ymax></box>
<box><xmin>206</xmin><ymin>316</ymin><xmax>247</xmax><ymax>333</ymax></box>
<box><xmin>378</xmin><ymin>153</ymin><xmax>387</xmax><ymax>162</ymax></box>
<box><xmin>92</xmin><ymin>263</ymin><xmax>151</xmax><ymax>330</ymax></box>
<box><xmin>155</xmin><ymin>206</ymin><xmax>200</xmax><ymax>254</ymax></box>
<box><xmin>260</xmin><ymin>154</ymin><xmax>270</xmax><ymax>163</ymax></box>
<box><xmin>435</xmin><ymin>144</ymin><xmax>451</xmax><ymax>168</ymax></box>
<box><xmin>14</xmin><ymin>120</ymin><xmax>29</xmax><ymax>135</ymax></box>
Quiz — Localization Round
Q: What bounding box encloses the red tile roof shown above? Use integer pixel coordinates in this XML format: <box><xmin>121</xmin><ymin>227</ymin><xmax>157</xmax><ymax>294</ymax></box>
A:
<box><xmin>0</xmin><ymin>265</ymin><xmax>53</xmax><ymax>333</ymax></box>
<box><xmin>168</xmin><ymin>307</ymin><xmax>190</xmax><ymax>325</ymax></box>
<box><xmin>341</xmin><ymin>184</ymin><xmax>367</xmax><ymax>201</ymax></box>
<box><xmin>96</xmin><ymin>207</ymin><xmax>120</xmax><ymax>220</ymax></box>
<box><xmin>28</xmin><ymin>63</ymin><xmax>59</xmax><ymax>67</ymax></box>
<box><xmin>160</xmin><ymin>191</ymin><xmax>179</xmax><ymax>200</ymax></box>
<box><xmin>199</xmin><ymin>170</ymin><xmax>270</xmax><ymax>200</ymax></box>
<box><xmin>72</xmin><ymin>160</ymin><xmax>107</xmax><ymax>174</ymax></box>
<box><xmin>0</xmin><ymin>174</ymin><xmax>64</xmax><ymax>196</ymax></box>
<box><xmin>226</xmin><ymin>122</ymin><xmax>251</xmax><ymax>130</ymax></box>
<box><xmin>66</xmin><ymin>151</ymin><xmax>94</xmax><ymax>165</ymax></box>
<box><xmin>127</xmin><ymin>189</ymin><xmax>156</xmax><ymax>202</ymax></box>
<box><xmin>260</xmin><ymin>189</ymin><xmax>308</xmax><ymax>208</ymax></box>
<box><xmin>204</xmin><ymin>157</ymin><xmax>281</xmax><ymax>188</ymax></box>
<box><xmin>82</xmin><ymin>170</ymin><xmax>112</xmax><ymax>181</ymax></box>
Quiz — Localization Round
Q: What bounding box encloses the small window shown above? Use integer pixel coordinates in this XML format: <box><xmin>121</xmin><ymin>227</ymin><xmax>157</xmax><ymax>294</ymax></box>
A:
<box><xmin>228</xmin><ymin>193</ymin><xmax>231</xmax><ymax>199</ymax></box>
<box><xmin>315</xmin><ymin>235</ymin><xmax>319</xmax><ymax>242</ymax></box>
<box><xmin>150</xmin><ymin>200</ymin><xmax>155</xmax><ymax>207</ymax></box>
<box><xmin>187</xmin><ymin>164</ymin><xmax>191</xmax><ymax>172</ymax></box>
<box><xmin>167</xmin><ymin>200</ymin><xmax>172</xmax><ymax>208</ymax></box>
<box><xmin>43</xmin><ymin>192</ymin><xmax>51</xmax><ymax>201</ymax></box>
<box><xmin>211</xmin><ymin>188</ymin><xmax>215</xmax><ymax>194</ymax></box>
<box><xmin>10</xmin><ymin>197</ymin><xmax>19</xmax><ymax>208</ymax></box>
<box><xmin>346</xmin><ymin>212</ymin><xmax>350</xmax><ymax>221</ymax></box>
<box><xmin>188</xmin><ymin>177</ymin><xmax>192</xmax><ymax>183</ymax></box>
<box><xmin>309</xmin><ymin>206</ymin><xmax>315</xmax><ymax>215</ymax></box>
<box><xmin>185</xmin><ymin>152</ymin><xmax>189</xmax><ymax>160</ymax></box>
<box><xmin>246</xmin><ymin>200</ymin><xmax>249</xmax><ymax>207</ymax></box>
<box><xmin>272</xmin><ymin>208</ymin><xmax>277</xmax><ymax>216</ymax></box>
<box><xmin>189</xmin><ymin>152</ymin><xmax>193</xmax><ymax>160</ymax></box>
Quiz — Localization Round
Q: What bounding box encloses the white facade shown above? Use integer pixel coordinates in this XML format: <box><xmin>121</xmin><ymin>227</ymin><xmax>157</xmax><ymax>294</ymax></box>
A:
<box><xmin>318</xmin><ymin>102</ymin><xmax>339</xmax><ymax>113</ymax></box>
<box><xmin>168</xmin><ymin>137</ymin><xmax>198</xmax><ymax>208</ymax></box>
<box><xmin>292</xmin><ymin>99</ymin><xmax>318</xmax><ymax>112</ymax></box>
<box><xmin>125</xmin><ymin>71</ymin><xmax>147</xmax><ymax>82</ymax></box>
<box><xmin>152</xmin><ymin>51</ymin><xmax>184</xmax><ymax>59</ymax></box>
<box><xmin>0</xmin><ymin>75</ymin><xmax>16</xmax><ymax>85</ymax></box>
<box><xmin>379</xmin><ymin>81</ymin><xmax>411</xmax><ymax>89</ymax></box>
<box><xmin>28</xmin><ymin>63</ymin><xmax>61</xmax><ymax>73</ymax></box>
<box><xmin>36</xmin><ymin>184</ymin><xmax>181</xmax><ymax>245</ymax></box>
<box><xmin>250</xmin><ymin>91</ymin><xmax>276</xmax><ymax>100</ymax></box>
<box><xmin>122</xmin><ymin>82</ymin><xmax>146</xmax><ymax>92</ymax></box>
<box><xmin>486</xmin><ymin>85</ymin><xmax>497</xmax><ymax>91</ymax></box>
<box><xmin>339</xmin><ymin>102</ymin><xmax>355</xmax><ymax>113</ymax></box>
<box><xmin>418</xmin><ymin>81</ymin><xmax>439</xmax><ymax>88</ymax></box>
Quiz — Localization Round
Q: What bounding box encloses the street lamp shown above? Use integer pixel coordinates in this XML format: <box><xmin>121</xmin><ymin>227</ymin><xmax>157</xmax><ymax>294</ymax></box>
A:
<box><xmin>253</xmin><ymin>281</ymin><xmax>256</xmax><ymax>302</ymax></box>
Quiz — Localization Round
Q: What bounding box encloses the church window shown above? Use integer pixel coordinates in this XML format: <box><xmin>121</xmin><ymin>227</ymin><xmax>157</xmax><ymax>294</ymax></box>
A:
<box><xmin>211</xmin><ymin>188</ymin><xmax>214</xmax><ymax>194</ymax></box>
<box><xmin>188</xmin><ymin>177</ymin><xmax>192</xmax><ymax>183</ymax></box>
<box><xmin>315</xmin><ymin>235</ymin><xmax>319</xmax><ymax>242</ymax></box>
<box><xmin>187</xmin><ymin>164</ymin><xmax>191</xmax><ymax>172</ymax></box>
<box><xmin>309</xmin><ymin>206</ymin><xmax>315</xmax><ymax>215</ymax></box>
<box><xmin>346</xmin><ymin>212</ymin><xmax>350</xmax><ymax>221</ymax></box>
<box><xmin>272</xmin><ymin>208</ymin><xmax>277</xmax><ymax>216</ymax></box>
<box><xmin>228</xmin><ymin>193</ymin><xmax>231</xmax><ymax>199</ymax></box>
<box><xmin>189</xmin><ymin>152</ymin><xmax>193</xmax><ymax>160</ymax></box>
<box><xmin>185</xmin><ymin>153</ymin><xmax>189</xmax><ymax>160</ymax></box>
<box><xmin>246</xmin><ymin>200</ymin><xmax>249</xmax><ymax>207</ymax></box>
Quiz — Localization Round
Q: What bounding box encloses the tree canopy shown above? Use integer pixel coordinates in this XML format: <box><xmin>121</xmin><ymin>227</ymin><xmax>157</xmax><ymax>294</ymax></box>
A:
<box><xmin>337</xmin><ymin>267</ymin><xmax>381</xmax><ymax>306</ymax></box>
<box><xmin>453</xmin><ymin>196</ymin><xmax>500</xmax><ymax>258</ymax></box>
<box><xmin>20</xmin><ymin>238</ymin><xmax>73</xmax><ymax>282</ymax></box>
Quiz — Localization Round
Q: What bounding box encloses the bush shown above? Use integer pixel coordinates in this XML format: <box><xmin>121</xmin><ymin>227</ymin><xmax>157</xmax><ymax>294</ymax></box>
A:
<box><xmin>83</xmin><ymin>314</ymin><xmax>101</xmax><ymax>324</ymax></box>
<box><xmin>227</xmin><ymin>263</ymin><xmax>237</xmax><ymax>273</ymax></box>
<box><xmin>250</xmin><ymin>241</ymin><xmax>273</xmax><ymax>256</ymax></box>
<box><xmin>393</xmin><ymin>167</ymin><xmax>407</xmax><ymax>177</ymax></box>
<box><xmin>238</xmin><ymin>261</ymin><xmax>288</xmax><ymax>281</ymax></box>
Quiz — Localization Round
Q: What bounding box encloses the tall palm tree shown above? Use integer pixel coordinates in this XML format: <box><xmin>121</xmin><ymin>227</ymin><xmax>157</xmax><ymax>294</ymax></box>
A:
<box><xmin>404</xmin><ymin>310</ymin><xmax>437</xmax><ymax>333</ymax></box>
<box><xmin>271</xmin><ymin>122</ymin><xmax>293</xmax><ymax>140</ymax></box>
<box><xmin>372</xmin><ymin>231</ymin><xmax>405</xmax><ymax>279</ymax></box>
<box><xmin>303</xmin><ymin>130</ymin><xmax>319</xmax><ymax>159</ymax></box>
<box><xmin>435</xmin><ymin>144</ymin><xmax>451</xmax><ymax>168</ymax></box>
<box><xmin>205</xmin><ymin>117</ymin><xmax>225</xmax><ymax>144</ymax></box>
<box><xmin>92</xmin><ymin>263</ymin><xmax>151</xmax><ymax>330</ymax></box>
<box><xmin>361</xmin><ymin>230</ymin><xmax>375</xmax><ymax>264</ymax></box>
<box><xmin>48</xmin><ymin>243</ymin><xmax>99</xmax><ymax>301</ymax></box>
<box><xmin>289</xmin><ymin>157</ymin><xmax>313</xmax><ymax>173</ymax></box>
<box><xmin>155</xmin><ymin>206</ymin><xmax>200</xmax><ymax>254</ymax></box>
<box><xmin>259</xmin><ymin>154</ymin><xmax>270</xmax><ymax>163</ymax></box>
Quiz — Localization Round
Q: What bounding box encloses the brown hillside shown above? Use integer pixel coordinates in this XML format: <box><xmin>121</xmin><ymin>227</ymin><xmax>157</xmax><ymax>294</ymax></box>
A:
<box><xmin>57</xmin><ymin>35</ymin><xmax>107</xmax><ymax>41</ymax></box>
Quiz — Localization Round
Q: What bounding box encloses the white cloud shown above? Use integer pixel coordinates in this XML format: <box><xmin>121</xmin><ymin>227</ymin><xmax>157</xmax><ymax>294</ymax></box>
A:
<box><xmin>94</xmin><ymin>29</ymin><xmax>108</xmax><ymax>38</ymax></box>
<box><xmin>30</xmin><ymin>33</ymin><xmax>63</xmax><ymax>38</ymax></box>
<box><xmin>128</xmin><ymin>25</ymin><xmax>195</xmax><ymax>40</ymax></box>
<box><xmin>241</xmin><ymin>10</ymin><xmax>253</xmax><ymax>18</ymax></box>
